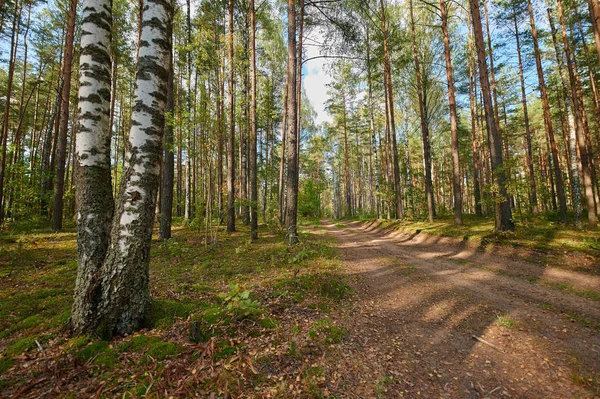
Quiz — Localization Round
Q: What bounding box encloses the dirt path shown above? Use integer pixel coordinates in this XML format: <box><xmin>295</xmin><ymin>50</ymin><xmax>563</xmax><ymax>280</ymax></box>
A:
<box><xmin>318</xmin><ymin>220</ymin><xmax>600</xmax><ymax>398</ymax></box>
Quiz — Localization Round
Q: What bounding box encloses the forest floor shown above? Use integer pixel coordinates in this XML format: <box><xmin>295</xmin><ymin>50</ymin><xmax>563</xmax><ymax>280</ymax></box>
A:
<box><xmin>0</xmin><ymin>217</ymin><xmax>599</xmax><ymax>398</ymax></box>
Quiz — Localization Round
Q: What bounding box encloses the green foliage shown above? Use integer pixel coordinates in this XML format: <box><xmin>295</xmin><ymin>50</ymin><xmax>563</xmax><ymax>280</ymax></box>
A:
<box><xmin>218</xmin><ymin>284</ymin><xmax>263</xmax><ymax>320</ymax></box>
<box><xmin>299</xmin><ymin>179</ymin><xmax>323</xmax><ymax>218</ymax></box>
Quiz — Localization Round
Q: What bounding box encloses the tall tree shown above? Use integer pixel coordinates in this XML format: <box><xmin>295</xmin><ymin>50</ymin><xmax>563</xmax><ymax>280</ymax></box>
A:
<box><xmin>160</xmin><ymin>41</ymin><xmax>175</xmax><ymax>241</ymax></box>
<box><xmin>380</xmin><ymin>0</ymin><xmax>403</xmax><ymax>220</ymax></box>
<box><xmin>410</xmin><ymin>0</ymin><xmax>434</xmax><ymax>222</ymax></box>
<box><xmin>70</xmin><ymin>0</ymin><xmax>114</xmax><ymax>333</ymax></box>
<box><xmin>52</xmin><ymin>0</ymin><xmax>78</xmax><ymax>231</ymax></box>
<box><xmin>250</xmin><ymin>0</ymin><xmax>258</xmax><ymax>240</ymax></box>
<box><xmin>97</xmin><ymin>0</ymin><xmax>172</xmax><ymax>335</ymax></box>
<box><xmin>527</xmin><ymin>0</ymin><xmax>567</xmax><ymax>223</ymax></box>
<box><xmin>439</xmin><ymin>0</ymin><xmax>462</xmax><ymax>225</ymax></box>
<box><xmin>556</xmin><ymin>0</ymin><xmax>597</xmax><ymax>228</ymax></box>
<box><xmin>469</xmin><ymin>0</ymin><xmax>514</xmax><ymax>231</ymax></box>
<box><xmin>226</xmin><ymin>0</ymin><xmax>235</xmax><ymax>232</ymax></box>
<box><xmin>0</xmin><ymin>0</ymin><xmax>20</xmax><ymax>224</ymax></box>
<box><xmin>285</xmin><ymin>0</ymin><xmax>299</xmax><ymax>244</ymax></box>
<box><xmin>511</xmin><ymin>8</ymin><xmax>537</xmax><ymax>215</ymax></box>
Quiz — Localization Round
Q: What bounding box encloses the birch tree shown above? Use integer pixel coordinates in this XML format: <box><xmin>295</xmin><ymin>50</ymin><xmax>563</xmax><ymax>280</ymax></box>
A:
<box><xmin>97</xmin><ymin>0</ymin><xmax>172</xmax><ymax>335</ymax></box>
<box><xmin>70</xmin><ymin>0</ymin><xmax>114</xmax><ymax>333</ymax></box>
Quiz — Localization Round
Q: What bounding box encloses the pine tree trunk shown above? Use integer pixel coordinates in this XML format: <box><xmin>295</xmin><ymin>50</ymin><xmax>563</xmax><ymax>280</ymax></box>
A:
<box><xmin>440</xmin><ymin>0</ymin><xmax>462</xmax><ymax>225</ymax></box>
<box><xmin>285</xmin><ymin>0</ymin><xmax>299</xmax><ymax>244</ymax></box>
<box><xmin>587</xmin><ymin>0</ymin><xmax>600</xmax><ymax>64</ymax></box>
<box><xmin>160</xmin><ymin>47</ymin><xmax>174</xmax><ymax>241</ymax></box>
<box><xmin>410</xmin><ymin>0</ymin><xmax>434</xmax><ymax>222</ymax></box>
<box><xmin>380</xmin><ymin>0</ymin><xmax>403</xmax><ymax>219</ymax></box>
<box><xmin>52</xmin><ymin>0</ymin><xmax>78</xmax><ymax>231</ymax></box>
<box><xmin>226</xmin><ymin>0</ymin><xmax>236</xmax><ymax>232</ymax></box>
<box><xmin>528</xmin><ymin>0</ymin><xmax>567</xmax><ymax>223</ymax></box>
<box><xmin>556</xmin><ymin>0</ymin><xmax>597</xmax><ymax>228</ymax></box>
<box><xmin>278</xmin><ymin>76</ymin><xmax>288</xmax><ymax>225</ymax></box>
<box><xmin>468</xmin><ymin>34</ymin><xmax>483</xmax><ymax>217</ymax></box>
<box><xmin>469</xmin><ymin>0</ymin><xmax>514</xmax><ymax>231</ymax></box>
<box><xmin>250</xmin><ymin>0</ymin><xmax>258</xmax><ymax>240</ymax></box>
<box><xmin>70</xmin><ymin>0</ymin><xmax>114</xmax><ymax>333</ymax></box>
<box><xmin>513</xmin><ymin>13</ymin><xmax>537</xmax><ymax>215</ymax></box>
<box><xmin>548</xmin><ymin>7</ymin><xmax>581</xmax><ymax>226</ymax></box>
<box><xmin>0</xmin><ymin>0</ymin><xmax>19</xmax><ymax>224</ymax></box>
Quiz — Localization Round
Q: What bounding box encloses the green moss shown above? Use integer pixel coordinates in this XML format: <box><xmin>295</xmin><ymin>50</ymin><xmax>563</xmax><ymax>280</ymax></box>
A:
<box><xmin>201</xmin><ymin>307</ymin><xmax>227</xmax><ymax>324</ymax></box>
<box><xmin>0</xmin><ymin>314</ymin><xmax>44</xmax><ymax>338</ymax></box>
<box><xmin>0</xmin><ymin>356</ymin><xmax>14</xmax><ymax>373</ymax></box>
<box><xmin>75</xmin><ymin>340</ymin><xmax>118</xmax><ymax>366</ymax></box>
<box><xmin>146</xmin><ymin>299</ymin><xmax>198</xmax><ymax>329</ymax></box>
<box><xmin>5</xmin><ymin>336</ymin><xmax>38</xmax><ymax>356</ymax></box>
<box><xmin>66</xmin><ymin>335</ymin><xmax>91</xmax><ymax>350</ymax></box>
<box><xmin>118</xmin><ymin>335</ymin><xmax>161</xmax><ymax>352</ymax></box>
<box><xmin>147</xmin><ymin>341</ymin><xmax>179</xmax><ymax>360</ymax></box>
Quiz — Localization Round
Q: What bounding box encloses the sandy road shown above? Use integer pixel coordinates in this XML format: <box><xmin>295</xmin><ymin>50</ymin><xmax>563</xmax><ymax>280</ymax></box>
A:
<box><xmin>318</xmin><ymin>219</ymin><xmax>600</xmax><ymax>398</ymax></box>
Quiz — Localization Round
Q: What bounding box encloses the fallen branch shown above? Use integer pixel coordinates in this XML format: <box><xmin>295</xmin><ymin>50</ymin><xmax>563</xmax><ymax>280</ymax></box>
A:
<box><xmin>11</xmin><ymin>377</ymin><xmax>47</xmax><ymax>399</ymax></box>
<box><xmin>472</xmin><ymin>335</ymin><xmax>504</xmax><ymax>353</ymax></box>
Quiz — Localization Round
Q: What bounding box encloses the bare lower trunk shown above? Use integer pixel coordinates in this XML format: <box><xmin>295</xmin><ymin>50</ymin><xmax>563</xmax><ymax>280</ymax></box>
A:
<box><xmin>226</xmin><ymin>0</ymin><xmax>235</xmax><ymax>233</ymax></box>
<box><xmin>160</xmin><ymin>50</ymin><xmax>175</xmax><ymax>241</ymax></box>
<box><xmin>285</xmin><ymin>0</ymin><xmax>299</xmax><ymax>244</ymax></box>
<box><xmin>250</xmin><ymin>0</ymin><xmax>258</xmax><ymax>240</ymax></box>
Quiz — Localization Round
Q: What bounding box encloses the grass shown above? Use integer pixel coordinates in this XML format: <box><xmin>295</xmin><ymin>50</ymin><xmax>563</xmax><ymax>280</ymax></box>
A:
<box><xmin>495</xmin><ymin>313</ymin><xmax>521</xmax><ymax>328</ymax></box>
<box><xmin>0</xmin><ymin>221</ymin><xmax>346</xmax><ymax>397</ymax></box>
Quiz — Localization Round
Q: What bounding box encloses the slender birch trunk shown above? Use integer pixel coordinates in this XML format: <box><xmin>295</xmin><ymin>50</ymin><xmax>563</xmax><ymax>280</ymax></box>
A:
<box><xmin>70</xmin><ymin>0</ymin><xmax>114</xmax><ymax>333</ymax></box>
<box><xmin>98</xmin><ymin>0</ymin><xmax>172</xmax><ymax>336</ymax></box>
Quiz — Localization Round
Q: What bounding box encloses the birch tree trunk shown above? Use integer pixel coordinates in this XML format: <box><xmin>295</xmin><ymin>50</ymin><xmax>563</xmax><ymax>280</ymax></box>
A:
<box><xmin>70</xmin><ymin>0</ymin><xmax>114</xmax><ymax>333</ymax></box>
<box><xmin>98</xmin><ymin>0</ymin><xmax>172</xmax><ymax>336</ymax></box>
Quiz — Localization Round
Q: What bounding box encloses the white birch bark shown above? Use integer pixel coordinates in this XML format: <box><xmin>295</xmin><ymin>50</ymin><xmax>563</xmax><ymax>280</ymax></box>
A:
<box><xmin>99</xmin><ymin>0</ymin><xmax>172</xmax><ymax>336</ymax></box>
<box><xmin>70</xmin><ymin>0</ymin><xmax>114</xmax><ymax>334</ymax></box>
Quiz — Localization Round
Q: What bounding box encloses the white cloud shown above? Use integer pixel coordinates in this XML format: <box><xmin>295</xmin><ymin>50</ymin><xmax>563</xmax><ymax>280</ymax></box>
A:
<box><xmin>302</xmin><ymin>28</ymin><xmax>333</xmax><ymax>125</ymax></box>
